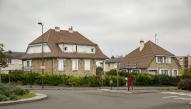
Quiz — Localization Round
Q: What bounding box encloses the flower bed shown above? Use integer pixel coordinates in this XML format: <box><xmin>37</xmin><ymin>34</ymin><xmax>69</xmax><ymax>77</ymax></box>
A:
<box><xmin>0</xmin><ymin>84</ymin><xmax>34</xmax><ymax>102</ymax></box>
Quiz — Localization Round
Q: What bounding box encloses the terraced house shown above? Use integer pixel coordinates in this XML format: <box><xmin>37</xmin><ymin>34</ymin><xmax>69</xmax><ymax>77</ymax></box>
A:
<box><xmin>120</xmin><ymin>40</ymin><xmax>180</xmax><ymax>76</ymax></box>
<box><xmin>22</xmin><ymin>27</ymin><xmax>107</xmax><ymax>76</ymax></box>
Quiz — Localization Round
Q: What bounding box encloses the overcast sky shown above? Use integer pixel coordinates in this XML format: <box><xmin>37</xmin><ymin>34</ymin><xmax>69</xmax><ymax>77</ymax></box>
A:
<box><xmin>0</xmin><ymin>0</ymin><xmax>191</xmax><ymax>57</ymax></box>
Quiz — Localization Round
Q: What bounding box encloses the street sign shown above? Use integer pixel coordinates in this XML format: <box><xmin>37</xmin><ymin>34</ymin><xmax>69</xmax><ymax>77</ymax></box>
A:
<box><xmin>40</xmin><ymin>66</ymin><xmax>45</xmax><ymax>69</ymax></box>
<box><xmin>124</xmin><ymin>64</ymin><xmax>137</xmax><ymax>68</ymax></box>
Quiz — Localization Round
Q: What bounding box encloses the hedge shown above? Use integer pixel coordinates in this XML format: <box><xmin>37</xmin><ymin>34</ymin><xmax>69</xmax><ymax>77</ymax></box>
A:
<box><xmin>0</xmin><ymin>71</ymin><xmax>182</xmax><ymax>87</ymax></box>
<box><xmin>131</xmin><ymin>73</ymin><xmax>181</xmax><ymax>86</ymax></box>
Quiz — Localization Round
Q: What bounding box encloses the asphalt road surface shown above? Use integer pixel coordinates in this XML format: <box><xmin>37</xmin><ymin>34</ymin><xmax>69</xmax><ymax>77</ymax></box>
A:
<box><xmin>0</xmin><ymin>90</ymin><xmax>190</xmax><ymax>109</ymax></box>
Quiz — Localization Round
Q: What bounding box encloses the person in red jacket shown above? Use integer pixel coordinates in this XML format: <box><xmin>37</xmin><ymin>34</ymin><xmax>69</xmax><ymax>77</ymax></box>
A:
<box><xmin>128</xmin><ymin>76</ymin><xmax>134</xmax><ymax>91</ymax></box>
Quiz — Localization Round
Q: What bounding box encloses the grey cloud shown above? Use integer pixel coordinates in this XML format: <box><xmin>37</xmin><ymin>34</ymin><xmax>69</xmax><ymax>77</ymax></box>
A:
<box><xmin>0</xmin><ymin>0</ymin><xmax>191</xmax><ymax>57</ymax></box>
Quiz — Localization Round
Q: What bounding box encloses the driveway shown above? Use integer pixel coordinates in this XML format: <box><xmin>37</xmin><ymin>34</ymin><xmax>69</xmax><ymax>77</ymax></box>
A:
<box><xmin>0</xmin><ymin>89</ymin><xmax>190</xmax><ymax>109</ymax></box>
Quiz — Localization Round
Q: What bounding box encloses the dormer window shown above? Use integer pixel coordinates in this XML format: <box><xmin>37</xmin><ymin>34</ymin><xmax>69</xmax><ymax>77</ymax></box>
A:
<box><xmin>156</xmin><ymin>56</ymin><xmax>171</xmax><ymax>64</ymax></box>
<box><xmin>27</xmin><ymin>43</ymin><xmax>51</xmax><ymax>54</ymax></box>
<box><xmin>58</xmin><ymin>44</ymin><xmax>95</xmax><ymax>53</ymax></box>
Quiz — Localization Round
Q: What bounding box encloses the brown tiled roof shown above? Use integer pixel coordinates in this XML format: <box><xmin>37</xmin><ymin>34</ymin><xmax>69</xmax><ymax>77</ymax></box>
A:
<box><xmin>120</xmin><ymin>40</ymin><xmax>175</xmax><ymax>69</ymax></box>
<box><xmin>105</xmin><ymin>57</ymin><xmax>123</xmax><ymax>63</ymax></box>
<box><xmin>22</xmin><ymin>28</ymin><xmax>108</xmax><ymax>60</ymax></box>
<box><xmin>5</xmin><ymin>51</ymin><xmax>25</xmax><ymax>59</ymax></box>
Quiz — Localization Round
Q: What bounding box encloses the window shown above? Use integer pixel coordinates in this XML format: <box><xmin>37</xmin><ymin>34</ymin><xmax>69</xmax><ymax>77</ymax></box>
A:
<box><xmin>156</xmin><ymin>56</ymin><xmax>171</xmax><ymax>64</ymax></box>
<box><xmin>173</xmin><ymin>70</ymin><xmax>178</xmax><ymax>76</ymax></box>
<box><xmin>7</xmin><ymin>58</ymin><xmax>12</xmax><ymax>64</ymax></box>
<box><xmin>27</xmin><ymin>43</ymin><xmax>51</xmax><ymax>54</ymax></box>
<box><xmin>160</xmin><ymin>69</ymin><xmax>169</xmax><ymax>75</ymax></box>
<box><xmin>167</xmin><ymin>57</ymin><xmax>171</xmax><ymax>63</ymax></box>
<box><xmin>156</xmin><ymin>57</ymin><xmax>163</xmax><ymax>63</ymax></box>
<box><xmin>72</xmin><ymin>59</ymin><xmax>78</xmax><ymax>71</ymax></box>
<box><xmin>58</xmin><ymin>59</ymin><xmax>65</xmax><ymax>71</ymax></box>
<box><xmin>84</xmin><ymin>60</ymin><xmax>91</xmax><ymax>71</ymax></box>
<box><xmin>61</xmin><ymin>44</ymin><xmax>76</xmax><ymax>52</ymax></box>
<box><xmin>24</xmin><ymin>60</ymin><xmax>32</xmax><ymax>67</ymax></box>
<box><xmin>77</xmin><ymin>45</ymin><xmax>95</xmax><ymax>53</ymax></box>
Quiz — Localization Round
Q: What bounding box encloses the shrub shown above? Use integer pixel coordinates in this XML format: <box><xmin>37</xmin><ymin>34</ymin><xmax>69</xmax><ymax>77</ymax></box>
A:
<box><xmin>106</xmin><ymin>69</ymin><xmax>126</xmax><ymax>76</ymax></box>
<box><xmin>104</xmin><ymin>76</ymin><xmax>126</xmax><ymax>86</ymax></box>
<box><xmin>44</xmin><ymin>74</ymin><xmax>63</xmax><ymax>86</ymax></box>
<box><xmin>177</xmin><ymin>79</ymin><xmax>191</xmax><ymax>91</ymax></box>
<box><xmin>80</xmin><ymin>76</ymin><xmax>99</xmax><ymax>87</ymax></box>
<box><xmin>0</xmin><ymin>84</ymin><xmax>29</xmax><ymax>101</ymax></box>
<box><xmin>0</xmin><ymin>94</ymin><xmax>8</xmax><ymax>101</ymax></box>
<box><xmin>96</xmin><ymin>67</ymin><xmax>103</xmax><ymax>77</ymax></box>
<box><xmin>130</xmin><ymin>73</ymin><xmax>181</xmax><ymax>86</ymax></box>
<box><xmin>68</xmin><ymin>76</ymin><xmax>81</xmax><ymax>86</ymax></box>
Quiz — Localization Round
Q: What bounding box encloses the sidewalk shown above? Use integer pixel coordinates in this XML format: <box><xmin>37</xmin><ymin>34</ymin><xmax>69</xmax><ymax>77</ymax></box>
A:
<box><xmin>19</xmin><ymin>85</ymin><xmax>177</xmax><ymax>92</ymax></box>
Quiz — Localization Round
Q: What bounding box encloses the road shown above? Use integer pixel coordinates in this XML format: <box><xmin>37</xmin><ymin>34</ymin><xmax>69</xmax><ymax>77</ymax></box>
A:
<box><xmin>0</xmin><ymin>89</ymin><xmax>190</xmax><ymax>109</ymax></box>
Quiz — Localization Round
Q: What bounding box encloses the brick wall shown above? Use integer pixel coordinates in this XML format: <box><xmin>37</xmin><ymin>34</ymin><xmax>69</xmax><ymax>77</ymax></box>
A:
<box><xmin>148</xmin><ymin>57</ymin><xmax>180</xmax><ymax>74</ymax></box>
<box><xmin>31</xmin><ymin>58</ymin><xmax>96</xmax><ymax>76</ymax></box>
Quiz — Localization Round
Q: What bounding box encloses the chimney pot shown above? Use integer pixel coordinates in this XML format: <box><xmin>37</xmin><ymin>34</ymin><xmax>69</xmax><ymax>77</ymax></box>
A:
<box><xmin>139</xmin><ymin>40</ymin><xmax>145</xmax><ymax>51</ymax></box>
<box><xmin>55</xmin><ymin>27</ymin><xmax>60</xmax><ymax>32</ymax></box>
<box><xmin>68</xmin><ymin>26</ymin><xmax>73</xmax><ymax>33</ymax></box>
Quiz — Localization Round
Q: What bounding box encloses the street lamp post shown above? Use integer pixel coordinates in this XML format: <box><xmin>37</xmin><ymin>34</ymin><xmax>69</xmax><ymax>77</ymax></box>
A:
<box><xmin>38</xmin><ymin>22</ymin><xmax>44</xmax><ymax>89</ymax></box>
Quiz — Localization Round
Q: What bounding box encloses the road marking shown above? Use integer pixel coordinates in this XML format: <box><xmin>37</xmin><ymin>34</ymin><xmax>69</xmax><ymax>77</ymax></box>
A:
<box><xmin>161</xmin><ymin>92</ymin><xmax>191</xmax><ymax>102</ymax></box>
<box><xmin>162</xmin><ymin>96</ymin><xmax>178</xmax><ymax>99</ymax></box>
<box><xmin>161</xmin><ymin>92</ymin><xmax>191</xmax><ymax>97</ymax></box>
<box><xmin>174</xmin><ymin>97</ymin><xmax>191</xmax><ymax>101</ymax></box>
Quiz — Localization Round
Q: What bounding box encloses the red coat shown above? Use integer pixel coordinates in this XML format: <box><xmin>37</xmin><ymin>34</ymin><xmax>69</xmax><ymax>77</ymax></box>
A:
<box><xmin>128</xmin><ymin>77</ymin><xmax>133</xmax><ymax>86</ymax></box>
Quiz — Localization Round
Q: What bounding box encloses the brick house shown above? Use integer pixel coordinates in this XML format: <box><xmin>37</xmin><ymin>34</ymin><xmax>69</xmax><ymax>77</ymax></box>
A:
<box><xmin>120</xmin><ymin>40</ymin><xmax>180</xmax><ymax>76</ymax></box>
<box><xmin>22</xmin><ymin>27</ymin><xmax>108</xmax><ymax>76</ymax></box>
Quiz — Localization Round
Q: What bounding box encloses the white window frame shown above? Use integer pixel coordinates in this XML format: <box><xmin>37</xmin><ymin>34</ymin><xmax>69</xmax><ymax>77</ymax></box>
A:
<box><xmin>156</xmin><ymin>56</ymin><xmax>163</xmax><ymax>63</ymax></box>
<box><xmin>25</xmin><ymin>60</ymin><xmax>32</xmax><ymax>67</ymax></box>
<box><xmin>167</xmin><ymin>57</ymin><xmax>171</xmax><ymax>63</ymax></box>
<box><xmin>77</xmin><ymin>45</ymin><xmax>95</xmax><ymax>54</ymax></box>
<box><xmin>156</xmin><ymin>56</ymin><xmax>171</xmax><ymax>64</ymax></box>
<box><xmin>172</xmin><ymin>69</ymin><xmax>178</xmax><ymax>76</ymax></box>
<box><xmin>63</xmin><ymin>44</ymin><xmax>76</xmax><ymax>52</ymax></box>
<box><xmin>58</xmin><ymin>59</ymin><xmax>65</xmax><ymax>71</ymax></box>
<box><xmin>159</xmin><ymin>69</ymin><xmax>169</xmax><ymax>75</ymax></box>
<box><xmin>27</xmin><ymin>43</ymin><xmax>51</xmax><ymax>54</ymax></box>
<box><xmin>72</xmin><ymin>59</ymin><xmax>78</xmax><ymax>71</ymax></box>
<box><xmin>84</xmin><ymin>59</ymin><xmax>91</xmax><ymax>71</ymax></box>
<box><xmin>23</xmin><ymin>60</ymin><xmax>32</xmax><ymax>71</ymax></box>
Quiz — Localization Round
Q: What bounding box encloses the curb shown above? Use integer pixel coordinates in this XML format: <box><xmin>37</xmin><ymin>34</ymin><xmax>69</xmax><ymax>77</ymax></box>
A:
<box><xmin>0</xmin><ymin>93</ymin><xmax>48</xmax><ymax>106</ymax></box>
<box><xmin>99</xmin><ymin>89</ymin><xmax>159</xmax><ymax>94</ymax></box>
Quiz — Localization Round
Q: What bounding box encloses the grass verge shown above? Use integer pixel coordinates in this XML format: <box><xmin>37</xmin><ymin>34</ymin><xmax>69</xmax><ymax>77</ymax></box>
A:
<box><xmin>17</xmin><ymin>92</ymin><xmax>36</xmax><ymax>99</ymax></box>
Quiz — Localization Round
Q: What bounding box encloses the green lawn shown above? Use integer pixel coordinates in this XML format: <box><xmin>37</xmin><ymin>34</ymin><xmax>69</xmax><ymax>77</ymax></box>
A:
<box><xmin>17</xmin><ymin>92</ymin><xmax>36</xmax><ymax>99</ymax></box>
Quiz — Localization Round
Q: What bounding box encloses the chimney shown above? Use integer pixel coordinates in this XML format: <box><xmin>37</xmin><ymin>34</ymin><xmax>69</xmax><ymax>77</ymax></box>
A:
<box><xmin>68</xmin><ymin>26</ymin><xmax>73</xmax><ymax>33</ymax></box>
<box><xmin>55</xmin><ymin>27</ymin><xmax>60</xmax><ymax>32</ymax></box>
<box><xmin>139</xmin><ymin>40</ymin><xmax>144</xmax><ymax>51</ymax></box>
